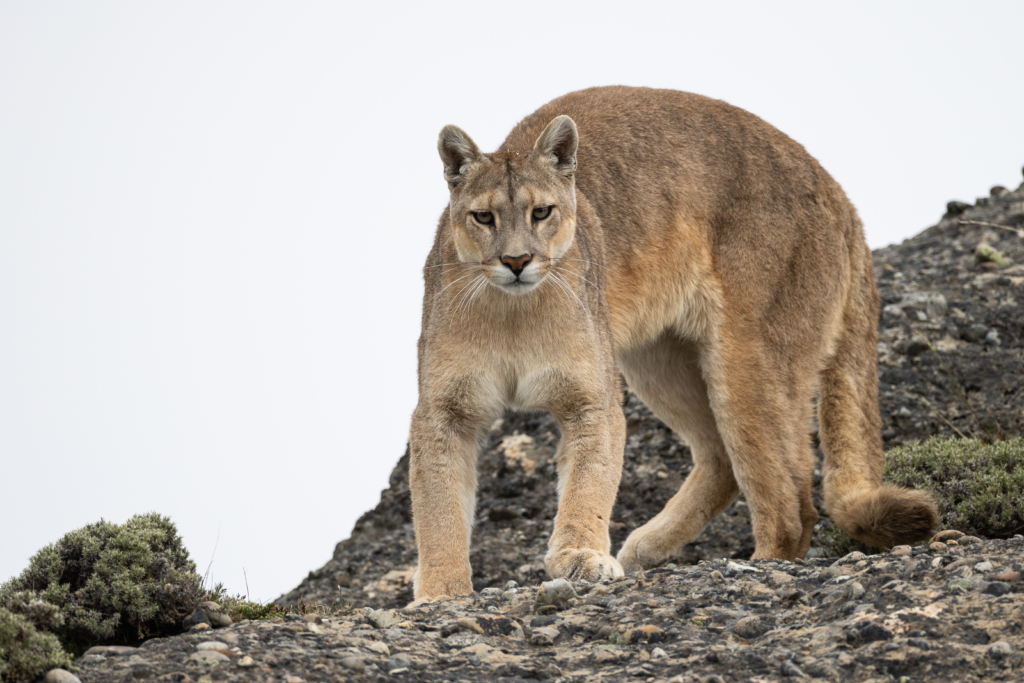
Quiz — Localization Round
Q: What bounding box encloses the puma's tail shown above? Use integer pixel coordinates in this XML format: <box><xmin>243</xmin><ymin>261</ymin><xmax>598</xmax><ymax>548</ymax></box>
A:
<box><xmin>819</xmin><ymin>241</ymin><xmax>938</xmax><ymax>548</ymax></box>
<box><xmin>826</xmin><ymin>483</ymin><xmax>937</xmax><ymax>547</ymax></box>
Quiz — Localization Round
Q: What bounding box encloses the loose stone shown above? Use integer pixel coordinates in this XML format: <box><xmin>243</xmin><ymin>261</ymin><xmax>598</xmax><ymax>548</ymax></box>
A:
<box><xmin>44</xmin><ymin>670</ymin><xmax>81</xmax><ymax>683</ymax></box>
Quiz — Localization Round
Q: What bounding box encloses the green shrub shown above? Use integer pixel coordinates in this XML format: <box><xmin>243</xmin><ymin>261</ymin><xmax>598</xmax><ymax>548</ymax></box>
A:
<box><xmin>823</xmin><ymin>438</ymin><xmax>1024</xmax><ymax>556</ymax></box>
<box><xmin>0</xmin><ymin>607</ymin><xmax>72</xmax><ymax>683</ymax></box>
<box><xmin>0</xmin><ymin>512</ymin><xmax>204</xmax><ymax>655</ymax></box>
<box><xmin>885</xmin><ymin>437</ymin><xmax>1024</xmax><ymax>538</ymax></box>
<box><xmin>235</xmin><ymin>601</ymin><xmax>286</xmax><ymax>621</ymax></box>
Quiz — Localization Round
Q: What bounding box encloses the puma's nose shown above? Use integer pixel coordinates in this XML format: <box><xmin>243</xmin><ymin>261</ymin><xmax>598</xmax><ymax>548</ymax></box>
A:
<box><xmin>500</xmin><ymin>254</ymin><xmax>533</xmax><ymax>276</ymax></box>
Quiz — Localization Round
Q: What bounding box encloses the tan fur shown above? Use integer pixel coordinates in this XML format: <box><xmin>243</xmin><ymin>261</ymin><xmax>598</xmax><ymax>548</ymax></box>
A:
<box><xmin>409</xmin><ymin>86</ymin><xmax>937</xmax><ymax>604</ymax></box>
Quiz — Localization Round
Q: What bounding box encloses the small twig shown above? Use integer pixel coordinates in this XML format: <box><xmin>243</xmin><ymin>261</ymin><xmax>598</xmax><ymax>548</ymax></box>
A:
<box><xmin>935</xmin><ymin>412</ymin><xmax>969</xmax><ymax>440</ymax></box>
<box><xmin>203</xmin><ymin>526</ymin><xmax>220</xmax><ymax>590</ymax></box>
<box><xmin>958</xmin><ymin>219</ymin><xmax>1024</xmax><ymax>238</ymax></box>
<box><xmin>244</xmin><ymin>568</ymin><xmax>250</xmax><ymax>602</ymax></box>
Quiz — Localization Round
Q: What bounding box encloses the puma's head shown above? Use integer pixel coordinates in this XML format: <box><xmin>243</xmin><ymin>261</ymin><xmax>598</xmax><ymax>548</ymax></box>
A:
<box><xmin>437</xmin><ymin>115</ymin><xmax>578</xmax><ymax>295</ymax></box>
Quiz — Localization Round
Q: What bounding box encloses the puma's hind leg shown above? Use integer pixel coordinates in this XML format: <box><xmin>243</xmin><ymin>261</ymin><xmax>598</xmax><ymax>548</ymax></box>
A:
<box><xmin>616</xmin><ymin>334</ymin><xmax>740</xmax><ymax>573</ymax></box>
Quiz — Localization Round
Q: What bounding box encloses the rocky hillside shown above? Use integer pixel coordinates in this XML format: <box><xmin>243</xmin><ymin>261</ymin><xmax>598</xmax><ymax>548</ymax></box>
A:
<box><xmin>278</xmin><ymin>173</ymin><xmax>1024</xmax><ymax>613</ymax></box>
<box><xmin>62</xmin><ymin>177</ymin><xmax>1024</xmax><ymax>683</ymax></box>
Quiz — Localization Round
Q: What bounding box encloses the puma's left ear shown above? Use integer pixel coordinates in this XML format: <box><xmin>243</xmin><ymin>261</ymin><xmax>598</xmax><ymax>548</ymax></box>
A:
<box><xmin>530</xmin><ymin>115</ymin><xmax>578</xmax><ymax>178</ymax></box>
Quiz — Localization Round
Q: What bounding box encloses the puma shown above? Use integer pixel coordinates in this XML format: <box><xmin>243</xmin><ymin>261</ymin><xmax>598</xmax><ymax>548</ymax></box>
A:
<box><xmin>408</xmin><ymin>86</ymin><xmax>937</xmax><ymax>604</ymax></box>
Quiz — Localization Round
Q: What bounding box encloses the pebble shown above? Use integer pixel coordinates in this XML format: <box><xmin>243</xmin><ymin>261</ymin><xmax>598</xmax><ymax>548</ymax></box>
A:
<box><xmin>932</xmin><ymin>530</ymin><xmax>965</xmax><ymax>543</ymax></box>
<box><xmin>781</xmin><ymin>659</ymin><xmax>809</xmax><ymax>677</ymax></box>
<box><xmin>339</xmin><ymin>656</ymin><xmax>365</xmax><ymax>672</ymax></box>
<box><xmin>733</xmin><ymin>616</ymin><xmax>773</xmax><ymax>640</ymax></box>
<box><xmin>710</xmin><ymin>570</ymin><xmax>725</xmax><ymax>584</ymax></box>
<box><xmin>993</xmin><ymin>570</ymin><xmax>1020</xmax><ymax>581</ymax></box>
<box><xmin>844</xmin><ymin>581</ymin><xmax>866</xmax><ymax>600</ymax></box>
<box><xmin>531</xmin><ymin>626</ymin><xmax>560</xmax><ymax>645</ymax></box>
<box><xmin>725</xmin><ymin>561</ymin><xmax>758</xmax><ymax>575</ymax></box>
<box><xmin>891</xmin><ymin>545</ymin><xmax>912</xmax><ymax>556</ymax></box>
<box><xmin>199</xmin><ymin>600</ymin><xmax>234</xmax><ymax>628</ymax></box>
<box><xmin>182</xmin><ymin>605</ymin><xmax>211</xmax><ymax>629</ymax></box>
<box><xmin>974</xmin><ymin>561</ymin><xmax>994</xmax><ymax>572</ymax></box>
<box><xmin>929</xmin><ymin>542</ymin><xmax>948</xmax><ymax>553</ymax></box>
<box><xmin>82</xmin><ymin>645</ymin><xmax>138</xmax><ymax>656</ymax></box>
<box><xmin>44</xmin><ymin>670</ymin><xmax>81</xmax><ymax>683</ymax></box>
<box><xmin>988</xmin><ymin>641</ymin><xmax>1014</xmax><ymax>658</ymax></box>
<box><xmin>189</xmin><ymin>650</ymin><xmax>230</xmax><ymax>662</ymax></box>
<box><xmin>536</xmin><ymin>578</ymin><xmax>576</xmax><ymax>606</ymax></box>
<box><xmin>368</xmin><ymin>608</ymin><xmax>401</xmax><ymax>629</ymax></box>
<box><xmin>651</xmin><ymin>647</ymin><xmax>668</xmax><ymax>658</ymax></box>
<box><xmin>388</xmin><ymin>654</ymin><xmax>413</xmax><ymax>671</ymax></box>
<box><xmin>195</xmin><ymin>641</ymin><xmax>228</xmax><ymax>650</ymax></box>
<box><xmin>236</xmin><ymin>655</ymin><xmax>255</xmax><ymax>667</ymax></box>
<box><xmin>623</xmin><ymin>624</ymin><xmax>665</xmax><ymax>644</ymax></box>
<box><xmin>983</xmin><ymin>581</ymin><xmax>1012</xmax><ymax>596</ymax></box>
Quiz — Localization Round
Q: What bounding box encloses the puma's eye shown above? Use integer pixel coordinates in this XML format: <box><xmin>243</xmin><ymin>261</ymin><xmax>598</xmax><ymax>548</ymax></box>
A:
<box><xmin>532</xmin><ymin>206</ymin><xmax>553</xmax><ymax>221</ymax></box>
<box><xmin>473</xmin><ymin>211</ymin><xmax>494</xmax><ymax>226</ymax></box>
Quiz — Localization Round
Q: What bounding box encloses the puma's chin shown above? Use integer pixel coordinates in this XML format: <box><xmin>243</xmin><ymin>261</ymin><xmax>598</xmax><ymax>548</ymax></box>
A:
<box><xmin>500</xmin><ymin>279</ymin><xmax>541</xmax><ymax>295</ymax></box>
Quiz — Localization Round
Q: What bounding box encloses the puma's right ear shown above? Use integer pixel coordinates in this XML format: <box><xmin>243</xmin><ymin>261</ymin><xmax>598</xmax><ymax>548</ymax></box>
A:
<box><xmin>438</xmin><ymin>125</ymin><xmax>483</xmax><ymax>188</ymax></box>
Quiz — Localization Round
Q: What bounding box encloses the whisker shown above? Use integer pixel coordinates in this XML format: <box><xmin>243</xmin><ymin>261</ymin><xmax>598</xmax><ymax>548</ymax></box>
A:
<box><xmin>424</xmin><ymin>262</ymin><xmax>481</xmax><ymax>269</ymax></box>
<box><xmin>544</xmin><ymin>274</ymin><xmax>574</xmax><ymax>311</ymax></box>
<box><xmin>549</xmin><ymin>273</ymin><xmax>587</xmax><ymax>314</ymax></box>
<box><xmin>432</xmin><ymin>271</ymin><xmax>476</xmax><ymax>303</ymax></box>
<box><xmin>552</xmin><ymin>274</ymin><xmax>585</xmax><ymax>313</ymax></box>
<box><xmin>448</xmin><ymin>275</ymin><xmax>484</xmax><ymax>331</ymax></box>
<box><xmin>553</xmin><ymin>263</ymin><xmax>599</xmax><ymax>289</ymax></box>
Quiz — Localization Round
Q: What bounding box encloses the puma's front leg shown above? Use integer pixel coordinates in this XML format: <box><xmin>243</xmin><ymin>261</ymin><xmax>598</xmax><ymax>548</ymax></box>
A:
<box><xmin>409</xmin><ymin>405</ymin><xmax>480</xmax><ymax>604</ymax></box>
<box><xmin>545</xmin><ymin>402</ymin><xmax>626</xmax><ymax>582</ymax></box>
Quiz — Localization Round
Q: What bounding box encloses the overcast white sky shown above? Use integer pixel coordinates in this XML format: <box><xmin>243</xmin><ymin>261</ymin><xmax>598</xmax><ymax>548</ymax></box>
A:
<box><xmin>2</xmin><ymin>2</ymin><xmax>1022</xmax><ymax>602</ymax></box>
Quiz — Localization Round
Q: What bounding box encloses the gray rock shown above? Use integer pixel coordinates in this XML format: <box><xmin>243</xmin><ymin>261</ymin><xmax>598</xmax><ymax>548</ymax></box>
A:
<box><xmin>781</xmin><ymin>659</ymin><xmax>809</xmax><ymax>677</ymax></box>
<box><xmin>988</xmin><ymin>641</ymin><xmax>1014</xmax><ymax>658</ymax></box>
<box><xmin>388</xmin><ymin>654</ymin><xmax>413</xmax><ymax>671</ymax></box>
<box><xmin>237</xmin><ymin>656</ymin><xmax>255</xmax><ymax>668</ymax></box>
<box><xmin>182</xmin><ymin>605</ymin><xmax>211</xmax><ymax>629</ymax></box>
<box><xmin>844</xmin><ymin>581</ymin><xmax>866</xmax><ymax>600</ymax></box>
<box><xmin>983</xmin><ymin>581</ymin><xmax>1011</xmax><ymax>596</ymax></box>
<box><xmin>339</xmin><ymin>656</ymin><xmax>365</xmax><ymax>672</ymax></box>
<box><xmin>733</xmin><ymin>615</ymin><xmax>773</xmax><ymax>639</ymax></box>
<box><xmin>531</xmin><ymin>626</ymin><xmax>560</xmax><ymax>645</ymax></box>
<box><xmin>368</xmin><ymin>608</ymin><xmax>401</xmax><ymax>629</ymax></box>
<box><xmin>44</xmin><ymin>670</ymin><xmax>81</xmax><ymax>683</ymax></box>
<box><xmin>946</xmin><ymin>200</ymin><xmax>971</xmax><ymax>215</ymax></box>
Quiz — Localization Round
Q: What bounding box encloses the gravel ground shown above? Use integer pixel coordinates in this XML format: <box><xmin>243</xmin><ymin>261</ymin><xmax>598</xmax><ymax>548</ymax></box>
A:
<box><xmin>55</xmin><ymin>175</ymin><xmax>1024</xmax><ymax>682</ymax></box>
<box><xmin>71</xmin><ymin>536</ymin><xmax>1023</xmax><ymax>682</ymax></box>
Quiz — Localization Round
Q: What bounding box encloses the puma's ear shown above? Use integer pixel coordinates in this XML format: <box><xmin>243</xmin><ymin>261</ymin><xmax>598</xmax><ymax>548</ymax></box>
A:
<box><xmin>530</xmin><ymin>115</ymin><xmax>578</xmax><ymax>178</ymax></box>
<box><xmin>438</xmin><ymin>125</ymin><xmax>483</xmax><ymax>187</ymax></box>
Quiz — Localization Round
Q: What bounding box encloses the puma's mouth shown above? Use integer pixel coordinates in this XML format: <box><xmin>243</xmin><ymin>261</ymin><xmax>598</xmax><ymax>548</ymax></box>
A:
<box><xmin>493</xmin><ymin>261</ymin><xmax>545</xmax><ymax>295</ymax></box>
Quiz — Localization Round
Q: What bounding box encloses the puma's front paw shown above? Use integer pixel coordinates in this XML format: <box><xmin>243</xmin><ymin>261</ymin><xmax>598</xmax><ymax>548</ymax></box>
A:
<box><xmin>616</xmin><ymin>524</ymin><xmax>675</xmax><ymax>574</ymax></box>
<box><xmin>406</xmin><ymin>594</ymin><xmax>454</xmax><ymax>609</ymax></box>
<box><xmin>545</xmin><ymin>547</ymin><xmax>624</xmax><ymax>582</ymax></box>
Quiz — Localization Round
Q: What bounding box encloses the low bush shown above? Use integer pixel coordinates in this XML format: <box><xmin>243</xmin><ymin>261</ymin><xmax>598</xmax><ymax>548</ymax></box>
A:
<box><xmin>0</xmin><ymin>512</ymin><xmax>204</xmax><ymax>655</ymax></box>
<box><xmin>0</xmin><ymin>607</ymin><xmax>72</xmax><ymax>683</ymax></box>
<box><xmin>824</xmin><ymin>438</ymin><xmax>1024</xmax><ymax>556</ymax></box>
